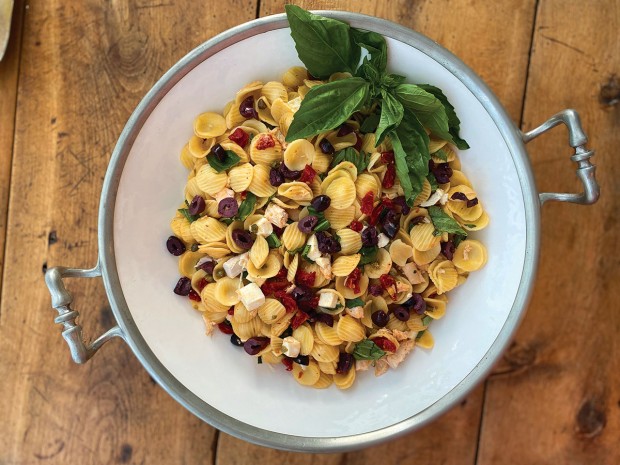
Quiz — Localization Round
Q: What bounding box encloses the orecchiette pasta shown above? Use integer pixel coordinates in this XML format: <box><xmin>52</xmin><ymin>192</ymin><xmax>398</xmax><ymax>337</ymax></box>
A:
<box><xmin>168</xmin><ymin>65</ymin><xmax>488</xmax><ymax>390</ymax></box>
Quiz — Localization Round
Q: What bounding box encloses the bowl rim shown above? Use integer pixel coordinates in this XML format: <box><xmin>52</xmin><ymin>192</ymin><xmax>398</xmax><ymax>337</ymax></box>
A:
<box><xmin>98</xmin><ymin>11</ymin><xmax>540</xmax><ymax>452</ymax></box>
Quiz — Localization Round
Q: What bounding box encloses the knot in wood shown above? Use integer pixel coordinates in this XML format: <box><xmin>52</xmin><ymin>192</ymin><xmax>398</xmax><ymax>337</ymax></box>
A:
<box><xmin>599</xmin><ymin>75</ymin><xmax>620</xmax><ymax>106</ymax></box>
<box><xmin>576</xmin><ymin>399</ymin><xmax>606</xmax><ymax>438</ymax></box>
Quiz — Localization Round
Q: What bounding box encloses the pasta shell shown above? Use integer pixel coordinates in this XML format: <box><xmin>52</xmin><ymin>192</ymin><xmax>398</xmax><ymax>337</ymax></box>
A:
<box><xmin>233</xmin><ymin>301</ymin><xmax>257</xmax><ymax>324</ymax></box>
<box><xmin>413</xmin><ymin>179</ymin><xmax>432</xmax><ymax>206</ymax></box>
<box><xmin>283</xmin><ymin>138</ymin><xmax>315</xmax><ymax>171</ymax></box>
<box><xmin>178</xmin><ymin>251</ymin><xmax>205</xmax><ymax>278</ymax></box>
<box><xmin>247</xmin><ymin>164</ymin><xmax>277</xmax><ymax>197</ymax></box>
<box><xmin>428</xmin><ymin>260</ymin><xmax>459</xmax><ymax>294</ymax></box>
<box><xmin>228</xmin><ymin>163</ymin><xmax>254</xmax><ymax>193</ymax></box>
<box><xmin>190</xmin><ymin>216</ymin><xmax>228</xmax><ymax>243</ymax></box>
<box><xmin>257</xmin><ymin>298</ymin><xmax>286</xmax><ymax>324</ymax></box>
<box><xmin>188</xmin><ymin>135</ymin><xmax>215</xmax><ymax>158</ymax></box>
<box><xmin>250</xmin><ymin>133</ymin><xmax>282</xmax><ymax>165</ymax></box>
<box><xmin>389</xmin><ymin>239</ymin><xmax>413</xmax><ymax>267</ymax></box>
<box><xmin>292</xmin><ymin>360</ymin><xmax>321</xmax><ymax>386</ymax></box>
<box><xmin>447</xmin><ymin>185</ymin><xmax>483</xmax><ymax>221</ymax></box>
<box><xmin>315</xmin><ymin>322</ymin><xmax>344</xmax><ymax>346</ymax></box>
<box><xmin>261</xmin><ymin>81</ymin><xmax>288</xmax><ymax>104</ymax></box>
<box><xmin>246</xmin><ymin>251</ymin><xmax>283</xmax><ymax>279</ymax></box>
<box><xmin>333</xmin><ymin>366</ymin><xmax>356</xmax><ymax>390</ymax></box>
<box><xmin>282</xmin><ymin>66</ymin><xmax>308</xmax><ymax>88</ymax></box>
<box><xmin>278</xmin><ymin>182</ymin><xmax>313</xmax><ymax>205</ymax></box>
<box><xmin>250</xmin><ymin>234</ymin><xmax>269</xmax><ymax>268</ymax></box>
<box><xmin>425</xmin><ymin>296</ymin><xmax>447</xmax><ymax>319</ymax></box>
<box><xmin>286</xmin><ymin>254</ymin><xmax>299</xmax><ymax>283</ymax></box>
<box><xmin>170</xmin><ymin>216</ymin><xmax>193</xmax><ymax>243</ymax></box>
<box><xmin>413</xmin><ymin>243</ymin><xmax>441</xmax><ymax>266</ymax></box>
<box><xmin>336</xmin><ymin>315</ymin><xmax>366</xmax><ymax>342</ymax></box>
<box><xmin>194</xmin><ymin>112</ymin><xmax>227</xmax><ymax>139</ymax></box>
<box><xmin>326</xmin><ymin>177</ymin><xmax>357</xmax><ymax>210</ymax></box>
<box><xmin>214</xmin><ymin>277</ymin><xmax>241</xmax><ymax>306</ymax></box>
<box><xmin>417</xmin><ymin>330</ymin><xmax>434</xmax><ymax>349</ymax></box>
<box><xmin>196</xmin><ymin>164</ymin><xmax>228</xmax><ymax>197</ymax></box>
<box><xmin>271</xmin><ymin>98</ymin><xmax>293</xmax><ymax>123</ymax></box>
<box><xmin>225</xmin><ymin>221</ymin><xmax>247</xmax><ymax>254</ymax></box>
<box><xmin>197</xmin><ymin>242</ymin><xmax>231</xmax><ymax>259</ymax></box>
<box><xmin>235</xmin><ymin>80</ymin><xmax>263</xmax><ymax>106</ymax></box>
<box><xmin>201</xmin><ymin>283</ymin><xmax>230</xmax><ymax>313</ymax></box>
<box><xmin>310</xmin><ymin>343</ymin><xmax>340</xmax><ymax>363</ymax></box>
<box><xmin>324</xmin><ymin>205</ymin><xmax>355</xmax><ymax>230</ymax></box>
<box><xmin>180</xmin><ymin>144</ymin><xmax>194</xmax><ymax>168</ymax></box>
<box><xmin>332</xmin><ymin>254</ymin><xmax>361</xmax><ymax>277</ymax></box>
<box><xmin>292</xmin><ymin>324</ymin><xmax>315</xmax><ymax>355</ymax></box>
<box><xmin>365</xmin><ymin>248</ymin><xmax>392</xmax><ymax>279</ymax></box>
<box><xmin>312</xmin><ymin>372</ymin><xmax>333</xmax><ymax>389</ymax></box>
<box><xmin>270</xmin><ymin>312</ymin><xmax>294</xmax><ymax>337</ymax></box>
<box><xmin>449</xmin><ymin>170</ymin><xmax>473</xmax><ymax>188</ymax></box>
<box><xmin>281</xmin><ymin>223</ymin><xmax>307</xmax><ymax>251</ymax></box>
<box><xmin>256</xmin><ymin>96</ymin><xmax>277</xmax><ymax>126</ymax></box>
<box><xmin>453</xmin><ymin>240</ymin><xmax>488</xmax><ymax>272</ymax></box>
<box><xmin>335</xmin><ymin>229</ymin><xmax>362</xmax><ymax>255</ymax></box>
<box><xmin>429</xmin><ymin>138</ymin><xmax>448</xmax><ymax>153</ymax></box>
<box><xmin>355</xmin><ymin>173</ymin><xmax>380</xmax><ymax>200</ymax></box>
<box><xmin>331</xmin><ymin>161</ymin><xmax>358</xmax><ymax>181</ymax></box>
<box><xmin>461</xmin><ymin>210</ymin><xmax>490</xmax><ymax>231</ymax></box>
<box><xmin>318</xmin><ymin>360</ymin><xmax>337</xmax><ymax>375</ymax></box>
<box><xmin>410</xmin><ymin>223</ymin><xmax>441</xmax><ymax>252</ymax></box>
<box><xmin>335</xmin><ymin>274</ymin><xmax>369</xmax><ymax>299</ymax></box>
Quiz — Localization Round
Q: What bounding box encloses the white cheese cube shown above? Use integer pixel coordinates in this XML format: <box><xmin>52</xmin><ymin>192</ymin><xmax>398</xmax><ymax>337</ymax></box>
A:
<box><xmin>314</xmin><ymin>256</ymin><xmax>332</xmax><ymax>280</ymax></box>
<box><xmin>214</xmin><ymin>188</ymin><xmax>235</xmax><ymax>204</ymax></box>
<box><xmin>236</xmin><ymin>283</ymin><xmax>265</xmax><ymax>312</ymax></box>
<box><xmin>252</xmin><ymin>217</ymin><xmax>273</xmax><ymax>237</ymax></box>
<box><xmin>318</xmin><ymin>292</ymin><xmax>338</xmax><ymax>309</ymax></box>
<box><xmin>306</xmin><ymin>234</ymin><xmax>322</xmax><ymax>261</ymax></box>
<box><xmin>264</xmin><ymin>203</ymin><xmax>288</xmax><ymax>228</ymax></box>
<box><xmin>377</xmin><ymin>233</ymin><xmax>390</xmax><ymax>248</ymax></box>
<box><xmin>223</xmin><ymin>252</ymin><xmax>248</xmax><ymax>278</ymax></box>
<box><xmin>281</xmin><ymin>336</ymin><xmax>301</xmax><ymax>358</ymax></box>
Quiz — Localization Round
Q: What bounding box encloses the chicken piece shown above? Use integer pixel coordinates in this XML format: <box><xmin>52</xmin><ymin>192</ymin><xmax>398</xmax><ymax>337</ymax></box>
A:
<box><xmin>386</xmin><ymin>339</ymin><xmax>415</xmax><ymax>369</ymax></box>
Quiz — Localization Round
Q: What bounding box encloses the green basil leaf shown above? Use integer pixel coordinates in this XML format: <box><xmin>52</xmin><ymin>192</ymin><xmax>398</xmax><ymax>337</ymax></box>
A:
<box><xmin>360</xmin><ymin>113</ymin><xmax>380</xmax><ymax>133</ymax></box>
<box><xmin>453</xmin><ymin>234</ymin><xmax>466</xmax><ymax>248</ymax></box>
<box><xmin>418</xmin><ymin>84</ymin><xmax>470</xmax><ymax>150</ymax></box>
<box><xmin>286</xmin><ymin>78</ymin><xmax>370</xmax><ymax>142</ymax></box>
<box><xmin>285</xmin><ymin>5</ymin><xmax>360</xmax><ymax>78</ymax></box>
<box><xmin>346</xmin><ymin>297</ymin><xmax>365</xmax><ymax>308</ymax></box>
<box><xmin>422</xmin><ymin>315</ymin><xmax>433</xmax><ymax>326</ymax></box>
<box><xmin>381</xmin><ymin>73</ymin><xmax>406</xmax><ymax>89</ymax></box>
<box><xmin>426</xmin><ymin>172</ymin><xmax>439</xmax><ymax>191</ymax></box>
<box><xmin>301</xmin><ymin>244</ymin><xmax>314</xmax><ymax>263</ymax></box>
<box><xmin>391</xmin><ymin>109</ymin><xmax>431</xmax><ymax>204</ymax></box>
<box><xmin>235</xmin><ymin>192</ymin><xmax>257</xmax><ymax>221</ymax></box>
<box><xmin>358</xmin><ymin>246</ymin><xmax>378</xmax><ymax>265</ymax></box>
<box><xmin>375</xmin><ymin>89</ymin><xmax>404</xmax><ymax>145</ymax></box>
<box><xmin>220</xmin><ymin>218</ymin><xmax>233</xmax><ymax>226</ymax></box>
<box><xmin>434</xmin><ymin>148</ymin><xmax>449</xmax><ymax>161</ymax></box>
<box><xmin>416</xmin><ymin>330</ymin><xmax>425</xmax><ymax>340</ymax></box>
<box><xmin>331</xmin><ymin>147</ymin><xmax>370</xmax><ymax>173</ymax></box>
<box><xmin>178</xmin><ymin>208</ymin><xmax>199</xmax><ymax>223</ymax></box>
<box><xmin>357</xmin><ymin>61</ymin><xmax>381</xmax><ymax>86</ymax></box>
<box><xmin>353</xmin><ymin>339</ymin><xmax>385</xmax><ymax>361</ymax></box>
<box><xmin>351</xmin><ymin>28</ymin><xmax>387</xmax><ymax>73</ymax></box>
<box><xmin>428</xmin><ymin>206</ymin><xmax>468</xmax><ymax>236</ymax></box>
<box><xmin>266</xmin><ymin>233</ymin><xmax>281</xmax><ymax>248</ymax></box>
<box><xmin>313</xmin><ymin>218</ymin><xmax>331</xmax><ymax>232</ymax></box>
<box><xmin>207</xmin><ymin>150</ymin><xmax>241</xmax><ymax>173</ymax></box>
<box><xmin>288</xmin><ymin>245</ymin><xmax>305</xmax><ymax>255</ymax></box>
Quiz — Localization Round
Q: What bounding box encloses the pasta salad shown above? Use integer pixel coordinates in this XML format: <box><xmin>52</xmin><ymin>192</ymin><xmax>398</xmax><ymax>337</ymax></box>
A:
<box><xmin>166</xmin><ymin>6</ymin><xmax>488</xmax><ymax>389</ymax></box>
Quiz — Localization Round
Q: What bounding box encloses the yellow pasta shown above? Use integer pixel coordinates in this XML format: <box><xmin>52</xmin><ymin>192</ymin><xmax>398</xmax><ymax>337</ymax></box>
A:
<box><xmin>257</xmin><ymin>298</ymin><xmax>286</xmax><ymax>324</ymax></box>
<box><xmin>453</xmin><ymin>240</ymin><xmax>488</xmax><ymax>272</ymax></box>
<box><xmin>195</xmin><ymin>164</ymin><xmax>228</xmax><ymax>196</ymax></box>
<box><xmin>247</xmin><ymin>164</ymin><xmax>277</xmax><ymax>197</ymax></box>
<box><xmin>292</xmin><ymin>324</ymin><xmax>315</xmax><ymax>355</ymax></box>
<box><xmin>332</xmin><ymin>254</ymin><xmax>361</xmax><ymax>276</ymax></box>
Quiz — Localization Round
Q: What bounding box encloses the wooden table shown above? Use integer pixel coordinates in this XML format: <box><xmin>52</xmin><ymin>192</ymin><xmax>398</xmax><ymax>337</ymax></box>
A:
<box><xmin>0</xmin><ymin>0</ymin><xmax>617</xmax><ymax>463</ymax></box>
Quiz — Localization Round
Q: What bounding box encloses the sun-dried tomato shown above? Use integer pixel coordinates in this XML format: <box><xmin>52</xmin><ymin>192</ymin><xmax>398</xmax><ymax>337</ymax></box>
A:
<box><xmin>349</xmin><ymin>220</ymin><xmax>363</xmax><ymax>232</ymax></box>
<box><xmin>291</xmin><ymin>310</ymin><xmax>310</xmax><ymax>329</ymax></box>
<box><xmin>229</xmin><ymin>128</ymin><xmax>249</xmax><ymax>147</ymax></box>
<box><xmin>296</xmin><ymin>269</ymin><xmax>316</xmax><ymax>288</ymax></box>
<box><xmin>196</xmin><ymin>277</ymin><xmax>209</xmax><ymax>293</ymax></box>
<box><xmin>274</xmin><ymin>290</ymin><xmax>298</xmax><ymax>313</ymax></box>
<box><xmin>275</xmin><ymin>268</ymin><xmax>287</xmax><ymax>279</ymax></box>
<box><xmin>256</xmin><ymin>134</ymin><xmax>275</xmax><ymax>150</ymax></box>
<box><xmin>227</xmin><ymin>307</ymin><xmax>234</xmax><ymax>315</ymax></box>
<box><xmin>360</xmin><ymin>191</ymin><xmax>375</xmax><ymax>215</ymax></box>
<box><xmin>218</xmin><ymin>321</ymin><xmax>234</xmax><ymax>335</ymax></box>
<box><xmin>369</xmin><ymin>202</ymin><xmax>385</xmax><ymax>225</ymax></box>
<box><xmin>354</xmin><ymin>132</ymin><xmax>363</xmax><ymax>151</ymax></box>
<box><xmin>298</xmin><ymin>165</ymin><xmax>317</xmax><ymax>184</ymax></box>
<box><xmin>282</xmin><ymin>357</ymin><xmax>293</xmax><ymax>371</ymax></box>
<box><xmin>188</xmin><ymin>290</ymin><xmax>201</xmax><ymax>302</ymax></box>
<box><xmin>381</xmin><ymin>151</ymin><xmax>394</xmax><ymax>164</ymax></box>
<box><xmin>240</xmin><ymin>191</ymin><xmax>247</xmax><ymax>200</ymax></box>
<box><xmin>298</xmin><ymin>295</ymin><xmax>319</xmax><ymax>312</ymax></box>
<box><xmin>373</xmin><ymin>336</ymin><xmax>397</xmax><ymax>353</ymax></box>
<box><xmin>381</xmin><ymin>197</ymin><xmax>395</xmax><ymax>209</ymax></box>
<box><xmin>261</xmin><ymin>277</ymin><xmax>290</xmax><ymax>296</ymax></box>
<box><xmin>383</xmin><ymin>164</ymin><xmax>396</xmax><ymax>188</ymax></box>
<box><xmin>379</xmin><ymin>274</ymin><xmax>398</xmax><ymax>299</ymax></box>
<box><xmin>345</xmin><ymin>268</ymin><xmax>362</xmax><ymax>294</ymax></box>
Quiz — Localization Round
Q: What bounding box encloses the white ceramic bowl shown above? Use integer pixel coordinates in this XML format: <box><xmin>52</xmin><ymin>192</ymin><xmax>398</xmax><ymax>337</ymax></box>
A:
<box><xmin>45</xmin><ymin>11</ymin><xmax>598</xmax><ymax>452</ymax></box>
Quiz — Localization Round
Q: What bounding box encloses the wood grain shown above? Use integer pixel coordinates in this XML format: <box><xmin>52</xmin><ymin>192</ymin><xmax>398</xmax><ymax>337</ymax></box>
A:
<box><xmin>0</xmin><ymin>0</ymin><xmax>24</xmax><ymax>300</ymax></box>
<box><xmin>0</xmin><ymin>1</ymin><xmax>256</xmax><ymax>464</ymax></box>
<box><xmin>478</xmin><ymin>1</ymin><xmax>620</xmax><ymax>464</ymax></box>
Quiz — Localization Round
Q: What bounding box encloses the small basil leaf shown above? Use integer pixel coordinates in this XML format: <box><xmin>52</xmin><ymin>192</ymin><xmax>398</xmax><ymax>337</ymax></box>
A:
<box><xmin>427</xmin><ymin>172</ymin><xmax>439</xmax><ymax>191</ymax></box>
<box><xmin>358</xmin><ymin>246</ymin><xmax>378</xmax><ymax>265</ymax></box>
<box><xmin>301</xmin><ymin>244</ymin><xmax>314</xmax><ymax>263</ymax></box>
<box><xmin>360</xmin><ymin>113</ymin><xmax>380</xmax><ymax>133</ymax></box>
<box><xmin>346</xmin><ymin>297</ymin><xmax>365</xmax><ymax>308</ymax></box>
<box><xmin>351</xmin><ymin>27</ymin><xmax>387</xmax><ymax>73</ymax></box>
<box><xmin>453</xmin><ymin>234</ymin><xmax>466</xmax><ymax>247</ymax></box>
<box><xmin>428</xmin><ymin>206</ymin><xmax>468</xmax><ymax>236</ymax></box>
<box><xmin>178</xmin><ymin>208</ymin><xmax>199</xmax><ymax>223</ymax></box>
<box><xmin>391</xmin><ymin>109</ymin><xmax>431</xmax><ymax>204</ymax></box>
<box><xmin>331</xmin><ymin>147</ymin><xmax>370</xmax><ymax>173</ymax></box>
<box><xmin>418</xmin><ymin>84</ymin><xmax>470</xmax><ymax>150</ymax></box>
<box><xmin>235</xmin><ymin>192</ymin><xmax>257</xmax><ymax>221</ymax></box>
<box><xmin>422</xmin><ymin>315</ymin><xmax>433</xmax><ymax>326</ymax></box>
<box><xmin>286</xmin><ymin>78</ymin><xmax>370</xmax><ymax>142</ymax></box>
<box><xmin>266</xmin><ymin>233</ymin><xmax>281</xmax><ymax>248</ymax></box>
<box><xmin>416</xmin><ymin>330</ymin><xmax>425</xmax><ymax>340</ymax></box>
<box><xmin>207</xmin><ymin>150</ymin><xmax>241</xmax><ymax>173</ymax></box>
<box><xmin>353</xmin><ymin>339</ymin><xmax>385</xmax><ymax>361</ymax></box>
<box><xmin>285</xmin><ymin>5</ymin><xmax>360</xmax><ymax>78</ymax></box>
<box><xmin>381</xmin><ymin>73</ymin><xmax>406</xmax><ymax>89</ymax></box>
<box><xmin>313</xmin><ymin>218</ymin><xmax>331</xmax><ymax>232</ymax></box>
<box><xmin>375</xmin><ymin>89</ymin><xmax>404</xmax><ymax>145</ymax></box>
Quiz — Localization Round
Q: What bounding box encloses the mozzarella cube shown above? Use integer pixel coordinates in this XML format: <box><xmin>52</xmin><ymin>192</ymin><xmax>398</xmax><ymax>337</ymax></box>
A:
<box><xmin>281</xmin><ymin>336</ymin><xmax>301</xmax><ymax>358</ymax></box>
<box><xmin>306</xmin><ymin>234</ymin><xmax>322</xmax><ymax>261</ymax></box>
<box><xmin>214</xmin><ymin>188</ymin><xmax>235</xmax><ymax>204</ymax></box>
<box><xmin>318</xmin><ymin>292</ymin><xmax>338</xmax><ymax>309</ymax></box>
<box><xmin>264</xmin><ymin>203</ymin><xmax>288</xmax><ymax>228</ymax></box>
<box><xmin>223</xmin><ymin>252</ymin><xmax>248</xmax><ymax>278</ymax></box>
<box><xmin>377</xmin><ymin>233</ymin><xmax>390</xmax><ymax>248</ymax></box>
<box><xmin>252</xmin><ymin>217</ymin><xmax>273</xmax><ymax>237</ymax></box>
<box><xmin>236</xmin><ymin>283</ymin><xmax>265</xmax><ymax>312</ymax></box>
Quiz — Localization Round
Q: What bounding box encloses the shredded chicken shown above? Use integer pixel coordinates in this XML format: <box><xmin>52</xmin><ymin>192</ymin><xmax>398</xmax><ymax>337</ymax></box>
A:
<box><xmin>463</xmin><ymin>243</ymin><xmax>472</xmax><ymax>261</ymax></box>
<box><xmin>392</xmin><ymin>329</ymin><xmax>414</xmax><ymax>341</ymax></box>
<box><xmin>355</xmin><ymin>359</ymin><xmax>372</xmax><ymax>372</ymax></box>
<box><xmin>402</xmin><ymin>262</ymin><xmax>426</xmax><ymax>284</ymax></box>
<box><xmin>386</xmin><ymin>339</ymin><xmax>415</xmax><ymax>369</ymax></box>
<box><xmin>346</xmin><ymin>306</ymin><xmax>364</xmax><ymax>319</ymax></box>
<box><xmin>374</xmin><ymin>359</ymin><xmax>389</xmax><ymax>377</ymax></box>
<box><xmin>202</xmin><ymin>314</ymin><xmax>217</xmax><ymax>336</ymax></box>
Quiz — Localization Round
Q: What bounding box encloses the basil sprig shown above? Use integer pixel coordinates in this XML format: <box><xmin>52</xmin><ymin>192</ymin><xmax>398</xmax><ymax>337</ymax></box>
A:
<box><xmin>330</xmin><ymin>147</ymin><xmax>370</xmax><ymax>173</ymax></box>
<box><xmin>428</xmin><ymin>206</ymin><xmax>468</xmax><ymax>236</ymax></box>
<box><xmin>358</xmin><ymin>246</ymin><xmax>378</xmax><ymax>265</ymax></box>
<box><xmin>178</xmin><ymin>200</ymin><xmax>199</xmax><ymax>223</ymax></box>
<box><xmin>235</xmin><ymin>192</ymin><xmax>257</xmax><ymax>221</ymax></box>
<box><xmin>353</xmin><ymin>339</ymin><xmax>385</xmax><ymax>361</ymax></box>
<box><xmin>207</xmin><ymin>150</ymin><xmax>240</xmax><ymax>173</ymax></box>
<box><xmin>345</xmin><ymin>297</ymin><xmax>365</xmax><ymax>308</ymax></box>
<box><xmin>284</xmin><ymin>6</ymin><xmax>470</xmax><ymax>205</ymax></box>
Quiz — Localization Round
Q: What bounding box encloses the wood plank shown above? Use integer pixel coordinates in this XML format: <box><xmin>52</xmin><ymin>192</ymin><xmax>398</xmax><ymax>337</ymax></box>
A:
<box><xmin>0</xmin><ymin>0</ymin><xmax>24</xmax><ymax>300</ymax></box>
<box><xmin>478</xmin><ymin>0</ymin><xmax>620</xmax><ymax>464</ymax></box>
<box><xmin>0</xmin><ymin>1</ymin><xmax>257</xmax><ymax>464</ymax></box>
<box><xmin>218</xmin><ymin>0</ymin><xmax>534</xmax><ymax>462</ymax></box>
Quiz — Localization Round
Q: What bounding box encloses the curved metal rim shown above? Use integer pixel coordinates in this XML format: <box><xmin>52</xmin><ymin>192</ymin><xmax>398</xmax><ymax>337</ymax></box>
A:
<box><xmin>98</xmin><ymin>11</ymin><xmax>540</xmax><ymax>453</ymax></box>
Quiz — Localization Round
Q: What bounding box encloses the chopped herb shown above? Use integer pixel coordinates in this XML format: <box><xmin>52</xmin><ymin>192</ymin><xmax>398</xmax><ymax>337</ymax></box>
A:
<box><xmin>464</xmin><ymin>224</ymin><xmax>476</xmax><ymax>228</ymax></box>
<box><xmin>353</xmin><ymin>339</ymin><xmax>386</xmax><ymax>361</ymax></box>
<box><xmin>220</xmin><ymin>218</ymin><xmax>233</xmax><ymax>225</ymax></box>
<box><xmin>422</xmin><ymin>315</ymin><xmax>432</xmax><ymax>326</ymax></box>
<box><xmin>178</xmin><ymin>203</ymin><xmax>199</xmax><ymax>223</ymax></box>
<box><xmin>428</xmin><ymin>206</ymin><xmax>468</xmax><ymax>236</ymax></box>
<box><xmin>331</xmin><ymin>147</ymin><xmax>370</xmax><ymax>173</ymax></box>
<box><xmin>434</xmin><ymin>148</ymin><xmax>449</xmax><ymax>161</ymax></box>
<box><xmin>426</xmin><ymin>172</ymin><xmax>439</xmax><ymax>191</ymax></box>
<box><xmin>235</xmin><ymin>192</ymin><xmax>257</xmax><ymax>221</ymax></box>
<box><xmin>313</xmin><ymin>218</ymin><xmax>331</xmax><ymax>232</ymax></box>
<box><xmin>288</xmin><ymin>245</ymin><xmax>305</xmax><ymax>255</ymax></box>
<box><xmin>453</xmin><ymin>234</ymin><xmax>466</xmax><ymax>247</ymax></box>
<box><xmin>416</xmin><ymin>330</ymin><xmax>425</xmax><ymax>340</ymax></box>
<box><xmin>207</xmin><ymin>149</ymin><xmax>241</xmax><ymax>173</ymax></box>
<box><xmin>257</xmin><ymin>356</ymin><xmax>263</xmax><ymax>364</ymax></box>
<box><xmin>346</xmin><ymin>297</ymin><xmax>365</xmax><ymax>308</ymax></box>
<box><xmin>266</xmin><ymin>233</ymin><xmax>282</xmax><ymax>248</ymax></box>
<box><xmin>358</xmin><ymin>246</ymin><xmax>378</xmax><ymax>265</ymax></box>
<box><xmin>301</xmin><ymin>244</ymin><xmax>314</xmax><ymax>262</ymax></box>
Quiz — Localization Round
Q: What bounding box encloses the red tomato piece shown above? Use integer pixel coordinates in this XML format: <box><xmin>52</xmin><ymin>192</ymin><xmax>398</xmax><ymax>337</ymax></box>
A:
<box><xmin>282</xmin><ymin>358</ymin><xmax>293</xmax><ymax>371</ymax></box>
<box><xmin>229</xmin><ymin>128</ymin><xmax>249</xmax><ymax>147</ymax></box>
<box><xmin>256</xmin><ymin>134</ymin><xmax>275</xmax><ymax>150</ymax></box>
<box><xmin>381</xmin><ymin>151</ymin><xmax>395</xmax><ymax>163</ymax></box>
<box><xmin>299</xmin><ymin>165</ymin><xmax>317</xmax><ymax>184</ymax></box>
<box><xmin>345</xmin><ymin>268</ymin><xmax>362</xmax><ymax>294</ymax></box>
<box><xmin>291</xmin><ymin>310</ymin><xmax>310</xmax><ymax>329</ymax></box>
<box><xmin>188</xmin><ymin>290</ymin><xmax>201</xmax><ymax>302</ymax></box>
<box><xmin>360</xmin><ymin>191</ymin><xmax>375</xmax><ymax>215</ymax></box>
<box><xmin>383</xmin><ymin>164</ymin><xmax>396</xmax><ymax>188</ymax></box>
<box><xmin>373</xmin><ymin>336</ymin><xmax>397</xmax><ymax>353</ymax></box>
<box><xmin>296</xmin><ymin>270</ymin><xmax>316</xmax><ymax>288</ymax></box>
<box><xmin>218</xmin><ymin>321</ymin><xmax>234</xmax><ymax>335</ymax></box>
<box><xmin>349</xmin><ymin>220</ymin><xmax>363</xmax><ymax>232</ymax></box>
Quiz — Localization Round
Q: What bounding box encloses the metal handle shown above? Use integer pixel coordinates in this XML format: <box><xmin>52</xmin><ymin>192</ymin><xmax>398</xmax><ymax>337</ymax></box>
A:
<box><xmin>522</xmin><ymin>109</ymin><xmax>600</xmax><ymax>205</ymax></box>
<box><xmin>44</xmin><ymin>261</ymin><xmax>125</xmax><ymax>364</ymax></box>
